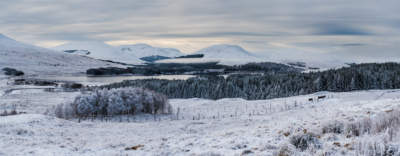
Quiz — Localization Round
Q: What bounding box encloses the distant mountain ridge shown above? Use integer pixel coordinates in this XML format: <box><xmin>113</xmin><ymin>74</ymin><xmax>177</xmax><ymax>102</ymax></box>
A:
<box><xmin>52</xmin><ymin>42</ymin><xmax>184</xmax><ymax>64</ymax></box>
<box><xmin>51</xmin><ymin>40</ymin><xmax>353</xmax><ymax>68</ymax></box>
<box><xmin>190</xmin><ymin>44</ymin><xmax>263</xmax><ymax>65</ymax></box>
<box><xmin>192</xmin><ymin>44</ymin><xmax>256</xmax><ymax>58</ymax></box>
<box><xmin>0</xmin><ymin>33</ymin><xmax>123</xmax><ymax>75</ymax></box>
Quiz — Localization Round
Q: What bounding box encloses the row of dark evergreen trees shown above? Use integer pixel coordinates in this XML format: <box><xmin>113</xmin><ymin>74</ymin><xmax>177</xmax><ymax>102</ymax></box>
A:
<box><xmin>101</xmin><ymin>62</ymin><xmax>400</xmax><ymax>100</ymax></box>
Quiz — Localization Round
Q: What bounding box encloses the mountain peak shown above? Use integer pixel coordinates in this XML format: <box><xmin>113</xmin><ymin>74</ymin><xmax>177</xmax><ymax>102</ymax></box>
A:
<box><xmin>0</xmin><ymin>33</ymin><xmax>14</xmax><ymax>40</ymax></box>
<box><xmin>192</xmin><ymin>44</ymin><xmax>253</xmax><ymax>57</ymax></box>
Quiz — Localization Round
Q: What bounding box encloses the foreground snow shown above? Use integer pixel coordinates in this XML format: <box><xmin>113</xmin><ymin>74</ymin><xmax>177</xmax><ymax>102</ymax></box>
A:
<box><xmin>1</xmin><ymin>82</ymin><xmax>400</xmax><ymax>155</ymax></box>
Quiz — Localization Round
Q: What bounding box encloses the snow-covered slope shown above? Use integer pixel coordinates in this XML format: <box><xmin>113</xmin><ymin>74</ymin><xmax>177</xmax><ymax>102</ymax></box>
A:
<box><xmin>1</xmin><ymin>83</ymin><xmax>400</xmax><ymax>155</ymax></box>
<box><xmin>117</xmin><ymin>43</ymin><xmax>184</xmax><ymax>59</ymax></box>
<box><xmin>265</xmin><ymin>49</ymin><xmax>353</xmax><ymax>70</ymax></box>
<box><xmin>191</xmin><ymin>44</ymin><xmax>265</xmax><ymax>65</ymax></box>
<box><xmin>0</xmin><ymin>33</ymin><xmax>124</xmax><ymax>75</ymax></box>
<box><xmin>52</xmin><ymin>42</ymin><xmax>185</xmax><ymax>64</ymax></box>
<box><xmin>52</xmin><ymin>41</ymin><xmax>127</xmax><ymax>61</ymax></box>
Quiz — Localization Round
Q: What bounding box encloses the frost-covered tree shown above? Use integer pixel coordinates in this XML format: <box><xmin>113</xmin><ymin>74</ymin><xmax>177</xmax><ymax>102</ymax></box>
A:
<box><xmin>54</xmin><ymin>87</ymin><xmax>172</xmax><ymax>118</ymax></box>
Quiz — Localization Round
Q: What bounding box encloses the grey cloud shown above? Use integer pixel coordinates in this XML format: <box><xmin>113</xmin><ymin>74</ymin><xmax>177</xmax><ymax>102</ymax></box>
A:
<box><xmin>310</xmin><ymin>23</ymin><xmax>372</xmax><ymax>36</ymax></box>
<box><xmin>341</xmin><ymin>44</ymin><xmax>369</xmax><ymax>46</ymax></box>
<box><xmin>243</xmin><ymin>41</ymin><xmax>268</xmax><ymax>44</ymax></box>
<box><xmin>0</xmin><ymin>0</ymin><xmax>400</xmax><ymax>58</ymax></box>
<box><xmin>154</xmin><ymin>32</ymin><xmax>276</xmax><ymax>38</ymax></box>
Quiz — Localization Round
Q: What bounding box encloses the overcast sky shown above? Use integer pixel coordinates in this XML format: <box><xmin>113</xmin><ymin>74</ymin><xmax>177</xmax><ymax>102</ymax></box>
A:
<box><xmin>1</xmin><ymin>0</ymin><xmax>399</xmax><ymax>57</ymax></box>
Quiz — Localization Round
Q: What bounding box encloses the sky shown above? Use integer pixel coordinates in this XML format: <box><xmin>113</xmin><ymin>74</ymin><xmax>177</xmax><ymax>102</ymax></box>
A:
<box><xmin>0</xmin><ymin>0</ymin><xmax>400</xmax><ymax>58</ymax></box>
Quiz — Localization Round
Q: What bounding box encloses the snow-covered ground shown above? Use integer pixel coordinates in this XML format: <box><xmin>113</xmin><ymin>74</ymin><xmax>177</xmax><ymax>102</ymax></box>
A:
<box><xmin>1</xmin><ymin>75</ymin><xmax>400</xmax><ymax>155</ymax></box>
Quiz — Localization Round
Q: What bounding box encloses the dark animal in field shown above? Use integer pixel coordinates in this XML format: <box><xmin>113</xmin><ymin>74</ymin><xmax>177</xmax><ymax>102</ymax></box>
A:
<box><xmin>309</xmin><ymin>98</ymin><xmax>313</xmax><ymax>102</ymax></box>
<box><xmin>318</xmin><ymin>95</ymin><xmax>326</xmax><ymax>100</ymax></box>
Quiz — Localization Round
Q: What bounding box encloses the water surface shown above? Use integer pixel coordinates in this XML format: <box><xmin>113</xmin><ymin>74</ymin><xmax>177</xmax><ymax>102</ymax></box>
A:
<box><xmin>33</xmin><ymin>75</ymin><xmax>199</xmax><ymax>86</ymax></box>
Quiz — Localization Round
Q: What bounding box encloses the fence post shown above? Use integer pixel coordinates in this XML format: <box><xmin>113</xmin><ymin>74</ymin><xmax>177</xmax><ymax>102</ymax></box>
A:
<box><xmin>270</xmin><ymin>103</ymin><xmax>271</xmax><ymax>113</ymax></box>
<box><xmin>285</xmin><ymin>101</ymin><xmax>287</xmax><ymax>109</ymax></box>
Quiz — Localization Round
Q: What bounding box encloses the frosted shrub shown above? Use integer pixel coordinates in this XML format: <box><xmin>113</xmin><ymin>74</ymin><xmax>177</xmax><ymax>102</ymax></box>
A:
<box><xmin>321</xmin><ymin>120</ymin><xmax>344</xmax><ymax>134</ymax></box>
<box><xmin>355</xmin><ymin>131</ymin><xmax>400</xmax><ymax>156</ymax></box>
<box><xmin>273</xmin><ymin>143</ymin><xmax>297</xmax><ymax>156</ymax></box>
<box><xmin>289</xmin><ymin>132</ymin><xmax>321</xmax><ymax>151</ymax></box>
<box><xmin>344</xmin><ymin>117</ymin><xmax>372</xmax><ymax>137</ymax></box>
<box><xmin>53</xmin><ymin>103</ymin><xmax>63</xmax><ymax>118</ymax></box>
<box><xmin>193</xmin><ymin>151</ymin><xmax>224</xmax><ymax>156</ymax></box>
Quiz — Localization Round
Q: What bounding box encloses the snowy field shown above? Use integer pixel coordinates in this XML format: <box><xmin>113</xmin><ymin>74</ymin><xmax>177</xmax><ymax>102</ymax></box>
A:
<box><xmin>1</xmin><ymin>76</ymin><xmax>400</xmax><ymax>156</ymax></box>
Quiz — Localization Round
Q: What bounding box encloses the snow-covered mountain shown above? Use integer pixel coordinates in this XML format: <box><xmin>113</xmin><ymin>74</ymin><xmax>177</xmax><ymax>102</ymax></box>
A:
<box><xmin>117</xmin><ymin>44</ymin><xmax>183</xmax><ymax>58</ymax></box>
<box><xmin>51</xmin><ymin>40</ymin><xmax>353</xmax><ymax>69</ymax></box>
<box><xmin>0</xmin><ymin>33</ymin><xmax>123</xmax><ymax>75</ymax></box>
<box><xmin>52</xmin><ymin>42</ymin><xmax>185</xmax><ymax>64</ymax></box>
<box><xmin>52</xmin><ymin>41</ymin><xmax>126</xmax><ymax>61</ymax></box>
<box><xmin>190</xmin><ymin>44</ymin><xmax>353</xmax><ymax>69</ymax></box>
<box><xmin>191</xmin><ymin>44</ymin><xmax>264</xmax><ymax>65</ymax></box>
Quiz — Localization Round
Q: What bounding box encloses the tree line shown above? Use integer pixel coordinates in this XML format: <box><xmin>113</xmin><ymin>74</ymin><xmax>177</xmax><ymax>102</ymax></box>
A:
<box><xmin>101</xmin><ymin>62</ymin><xmax>400</xmax><ymax>100</ymax></box>
<box><xmin>87</xmin><ymin>62</ymin><xmax>301</xmax><ymax>76</ymax></box>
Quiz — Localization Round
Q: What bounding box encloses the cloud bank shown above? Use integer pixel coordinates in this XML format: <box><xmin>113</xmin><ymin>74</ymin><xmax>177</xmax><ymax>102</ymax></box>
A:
<box><xmin>0</xmin><ymin>0</ymin><xmax>399</xmax><ymax>60</ymax></box>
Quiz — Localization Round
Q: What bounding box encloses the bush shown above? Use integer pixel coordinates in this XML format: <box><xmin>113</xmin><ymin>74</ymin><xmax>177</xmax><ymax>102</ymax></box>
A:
<box><xmin>289</xmin><ymin>132</ymin><xmax>321</xmax><ymax>151</ymax></box>
<box><xmin>344</xmin><ymin>117</ymin><xmax>372</xmax><ymax>137</ymax></box>
<box><xmin>274</xmin><ymin>143</ymin><xmax>296</xmax><ymax>156</ymax></box>
<box><xmin>241</xmin><ymin>150</ymin><xmax>253</xmax><ymax>155</ymax></box>
<box><xmin>322</xmin><ymin>120</ymin><xmax>344</xmax><ymax>134</ymax></box>
<box><xmin>2</xmin><ymin>68</ymin><xmax>24</xmax><ymax>76</ymax></box>
<box><xmin>193</xmin><ymin>152</ymin><xmax>224</xmax><ymax>156</ymax></box>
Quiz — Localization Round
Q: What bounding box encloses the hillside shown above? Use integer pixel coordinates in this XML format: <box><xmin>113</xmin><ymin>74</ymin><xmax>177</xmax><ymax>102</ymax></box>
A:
<box><xmin>117</xmin><ymin>43</ymin><xmax>184</xmax><ymax>59</ymax></box>
<box><xmin>0</xmin><ymin>33</ymin><xmax>124</xmax><ymax>75</ymax></box>
<box><xmin>52</xmin><ymin>42</ymin><xmax>185</xmax><ymax>65</ymax></box>
<box><xmin>266</xmin><ymin>49</ymin><xmax>353</xmax><ymax>70</ymax></box>
<box><xmin>52</xmin><ymin>41</ymin><xmax>128</xmax><ymax>62</ymax></box>
<box><xmin>191</xmin><ymin>44</ymin><xmax>265</xmax><ymax>65</ymax></box>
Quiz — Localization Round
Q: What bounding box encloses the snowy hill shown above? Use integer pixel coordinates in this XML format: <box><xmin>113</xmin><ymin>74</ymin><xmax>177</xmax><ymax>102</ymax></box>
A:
<box><xmin>52</xmin><ymin>42</ymin><xmax>185</xmax><ymax>64</ymax></box>
<box><xmin>191</xmin><ymin>44</ymin><xmax>265</xmax><ymax>65</ymax></box>
<box><xmin>52</xmin><ymin>41</ymin><xmax>127</xmax><ymax>62</ymax></box>
<box><xmin>265</xmin><ymin>49</ymin><xmax>353</xmax><ymax>70</ymax></box>
<box><xmin>0</xmin><ymin>33</ymin><xmax>124</xmax><ymax>75</ymax></box>
<box><xmin>117</xmin><ymin>43</ymin><xmax>184</xmax><ymax>59</ymax></box>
